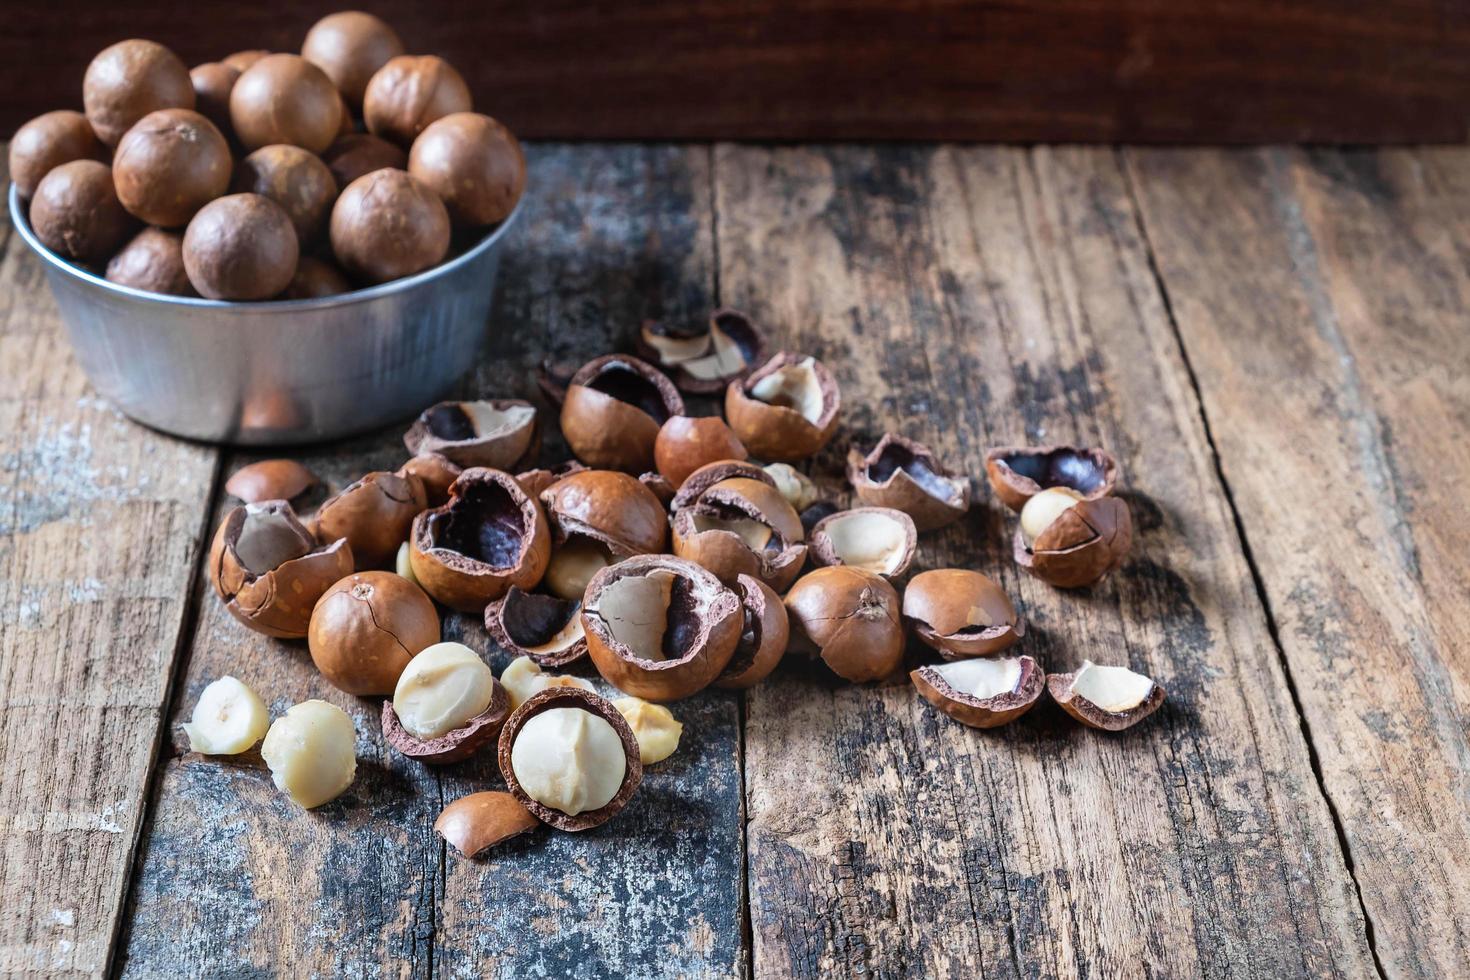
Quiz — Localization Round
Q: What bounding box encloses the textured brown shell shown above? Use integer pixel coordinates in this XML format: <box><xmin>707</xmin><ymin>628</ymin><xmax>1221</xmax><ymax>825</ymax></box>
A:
<box><xmin>83</xmin><ymin>39</ymin><xmax>195</xmax><ymax>146</ymax></box>
<box><xmin>29</xmin><ymin>160</ymin><xmax>137</xmax><ymax>264</ymax></box>
<box><xmin>581</xmin><ymin>555</ymin><xmax>742</xmax><ymax>702</ymax></box>
<box><xmin>225</xmin><ymin>459</ymin><xmax>318</xmax><ymax>504</ymax></box>
<box><xmin>382</xmin><ymin>680</ymin><xmax>511</xmax><ymax>765</ymax></box>
<box><xmin>670</xmin><ymin>460</ymin><xmax>773</xmax><ymax>513</ymax></box>
<box><xmin>397</xmin><ymin>453</ymin><xmax>464</xmax><ymax>508</ymax></box>
<box><xmin>497</xmin><ymin>687</ymin><xmax>644</xmax><ymax>832</ymax></box>
<box><xmin>634</xmin><ymin>309</ymin><xmax>769</xmax><ymax>394</ymax></box>
<box><xmin>315</xmin><ymin>470</ymin><xmax>427</xmax><ymax>570</ymax></box>
<box><xmin>363</xmin><ymin>55</ymin><xmax>472</xmax><ymax>146</ymax></box>
<box><xmin>911</xmin><ymin>656</ymin><xmax>1045</xmax><ymax>728</ymax></box>
<box><xmin>808</xmin><ymin>507</ymin><xmax>917</xmax><ymax>580</ymax></box>
<box><xmin>985</xmin><ymin>445</ymin><xmax>1120</xmax><ymax>512</ymax></box>
<box><xmin>784</xmin><ymin>567</ymin><xmax>904</xmax><ymax>683</ymax></box>
<box><xmin>514</xmin><ymin>461</ymin><xmax>586</xmax><ymax>500</ymax></box>
<box><xmin>403</xmin><ymin>399</ymin><xmax>540</xmax><ymax>470</ymax></box>
<box><xmin>638</xmin><ymin>472</ymin><xmax>676</xmax><ymax>506</ymax></box>
<box><xmin>561</xmin><ymin>355</ymin><xmax>685</xmax><ymax>473</ymax></box>
<box><xmin>847</xmin><ymin>433</ymin><xmax>971</xmax><ymax>531</ymax></box>
<box><xmin>181</xmin><ymin>193</ymin><xmax>298</xmax><ymax>300</ymax></box>
<box><xmin>105</xmin><ymin>227</ymin><xmax>194</xmax><ymax>296</ymax></box>
<box><xmin>322</xmin><ymin>132</ymin><xmax>408</xmax><ymax>189</ymax></box>
<box><xmin>329</xmin><ymin>168</ymin><xmax>450</xmax><ymax>285</ymax></box>
<box><xmin>1048</xmin><ymin>669</ymin><xmax>1166</xmax><ymax>732</ymax></box>
<box><xmin>1013</xmin><ymin>496</ymin><xmax>1133</xmax><ymax>589</ymax></box>
<box><xmin>715</xmin><ymin>575</ymin><xmax>790</xmax><ymax>689</ymax></box>
<box><xmin>409</xmin><ymin>468</ymin><xmax>551</xmax><ymax>613</ymax></box>
<box><xmin>724</xmin><ymin>351</ymin><xmax>841</xmax><ymax>462</ymax></box>
<box><xmin>231</xmin><ymin>143</ymin><xmax>339</xmax><ymax>247</ymax></box>
<box><xmin>670</xmin><ymin>477</ymin><xmax>808</xmax><ymax>592</ymax></box>
<box><xmin>308</xmin><ymin>571</ymin><xmax>440</xmax><ymax>695</ymax></box>
<box><xmin>229</xmin><ymin>54</ymin><xmax>342</xmax><ymax>154</ymax></box>
<box><xmin>208</xmin><ymin>502</ymin><xmax>353</xmax><ymax>639</ymax></box>
<box><xmin>9</xmin><ymin>110</ymin><xmax>105</xmax><ymax>198</ymax></box>
<box><xmin>408</xmin><ymin>111</ymin><xmax>526</xmax><ymax>226</ymax></box>
<box><xmin>112</xmin><ymin>108</ymin><xmax>232</xmax><ymax>228</ymax></box>
<box><xmin>485</xmin><ymin>588</ymin><xmax>588</xmax><ymax>667</ymax></box>
<box><xmin>435</xmin><ymin>791</ymin><xmax>539</xmax><ymax>858</ymax></box>
<box><xmin>653</xmin><ymin>416</ymin><xmax>748</xmax><ymax>488</ymax></box>
<box><xmin>539</xmin><ymin>470</ymin><xmax>668</xmax><ymax>557</ymax></box>
<box><xmin>902</xmin><ymin>568</ymin><xmax>1024</xmax><ymax>658</ymax></box>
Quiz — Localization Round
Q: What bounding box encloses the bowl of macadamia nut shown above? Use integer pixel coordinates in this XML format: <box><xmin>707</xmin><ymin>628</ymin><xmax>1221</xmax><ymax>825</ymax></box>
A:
<box><xmin>7</xmin><ymin>12</ymin><xmax>526</xmax><ymax>445</ymax></box>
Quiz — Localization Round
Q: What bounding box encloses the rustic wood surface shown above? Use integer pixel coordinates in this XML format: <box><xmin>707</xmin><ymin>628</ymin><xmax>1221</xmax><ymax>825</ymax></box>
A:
<box><xmin>1</xmin><ymin>141</ymin><xmax>1467</xmax><ymax>977</ymax></box>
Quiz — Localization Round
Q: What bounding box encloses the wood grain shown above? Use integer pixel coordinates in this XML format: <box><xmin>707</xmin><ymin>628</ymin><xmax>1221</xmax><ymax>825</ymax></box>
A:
<box><xmin>1127</xmin><ymin>145</ymin><xmax>1470</xmax><ymax>978</ymax></box>
<box><xmin>5</xmin><ymin>0</ymin><xmax>1470</xmax><ymax>143</ymax></box>
<box><xmin>713</xmin><ymin>144</ymin><xmax>1375</xmax><ymax>976</ymax></box>
<box><xmin>0</xmin><ymin>158</ymin><xmax>219</xmax><ymax>975</ymax></box>
<box><xmin>118</xmin><ymin>144</ymin><xmax>746</xmax><ymax>978</ymax></box>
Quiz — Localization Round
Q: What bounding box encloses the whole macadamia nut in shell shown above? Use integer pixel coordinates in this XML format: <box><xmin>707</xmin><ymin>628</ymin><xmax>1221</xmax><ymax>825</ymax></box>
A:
<box><xmin>189</xmin><ymin>62</ymin><xmax>240</xmax><ymax>138</ymax></box>
<box><xmin>322</xmin><ymin>133</ymin><xmax>408</xmax><ymax>189</ymax></box>
<box><xmin>330</xmin><ymin>168</ymin><xmax>449</xmax><ymax>284</ymax></box>
<box><xmin>29</xmin><ymin>160</ymin><xmax>136</xmax><ymax>265</ymax></box>
<box><xmin>83</xmin><ymin>39</ymin><xmax>194</xmax><ymax>146</ymax></box>
<box><xmin>9</xmin><ymin>110</ymin><xmax>105</xmax><ymax>199</ymax></box>
<box><xmin>302</xmin><ymin>11</ymin><xmax>405</xmax><ymax>109</ymax></box>
<box><xmin>282</xmin><ymin>256</ymin><xmax>352</xmax><ymax>299</ymax></box>
<box><xmin>309</xmin><ymin>571</ymin><xmax>440</xmax><ymax>695</ymax></box>
<box><xmin>183</xmin><ymin>193</ymin><xmax>299</xmax><ymax>300</ymax></box>
<box><xmin>112</xmin><ymin>108</ymin><xmax>232</xmax><ymax>227</ymax></box>
<box><xmin>409</xmin><ymin>113</ymin><xmax>525</xmax><ymax>227</ymax></box>
<box><xmin>364</xmin><ymin>55</ymin><xmax>472</xmax><ymax>146</ymax></box>
<box><xmin>230</xmin><ymin>54</ymin><xmax>343</xmax><ymax>154</ymax></box>
<box><xmin>106</xmin><ymin>227</ymin><xmax>193</xmax><ymax>296</ymax></box>
<box><xmin>232</xmin><ymin>144</ymin><xmax>338</xmax><ymax>247</ymax></box>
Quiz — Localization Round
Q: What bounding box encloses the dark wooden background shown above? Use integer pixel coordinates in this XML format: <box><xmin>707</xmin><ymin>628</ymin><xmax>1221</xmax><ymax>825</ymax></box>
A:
<box><xmin>6</xmin><ymin>0</ymin><xmax>1470</xmax><ymax>143</ymax></box>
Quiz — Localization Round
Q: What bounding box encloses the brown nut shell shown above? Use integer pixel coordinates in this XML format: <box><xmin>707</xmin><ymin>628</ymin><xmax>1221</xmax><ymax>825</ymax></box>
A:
<box><xmin>364</xmin><ymin>55</ymin><xmax>472</xmax><ymax>146</ymax></box>
<box><xmin>232</xmin><ymin>144</ymin><xmax>339</xmax><ymax>247</ymax></box>
<box><xmin>670</xmin><ymin>477</ymin><xmax>806</xmax><ymax>592</ymax></box>
<box><xmin>302</xmin><ymin>11</ymin><xmax>405</xmax><ymax>109</ymax></box>
<box><xmin>282</xmin><ymin>256</ymin><xmax>352</xmax><ymax>299</ymax></box>
<box><xmin>847</xmin><ymin>433</ymin><xmax>971</xmax><ymax>531</ymax></box>
<box><xmin>515</xmin><ymin>461</ymin><xmax>587</xmax><ymax>500</ymax></box>
<box><xmin>654</xmin><ymin>416</ymin><xmax>747</xmax><ymax>488</ymax></box>
<box><xmin>308</xmin><ymin>571</ymin><xmax>440</xmax><ymax>695</ymax></box>
<box><xmin>321</xmin><ymin>132</ymin><xmax>408</xmax><ymax>189</ymax></box>
<box><xmin>230</xmin><ymin>54</ymin><xmax>342</xmax><ymax>154</ymax></box>
<box><xmin>106</xmin><ymin>228</ymin><xmax>193</xmax><ymax>296</ymax></box>
<box><xmin>189</xmin><ymin>63</ymin><xmax>240</xmax><ymax>138</ymax></box>
<box><xmin>485</xmin><ymin>587</ymin><xmax>588</xmax><ymax>667</ymax></box>
<box><xmin>330</xmin><ymin>168</ymin><xmax>450</xmax><ymax>284</ymax></box>
<box><xmin>638</xmin><ymin>472</ymin><xmax>676</xmax><ymax>507</ymax></box>
<box><xmin>498</xmin><ymin>687</ymin><xmax>643</xmax><ymax>832</ymax></box>
<box><xmin>113</xmin><ymin>108</ymin><xmax>232</xmax><ymax>227</ymax></box>
<box><xmin>902</xmin><ymin>568</ymin><xmax>1023</xmax><ymax>658</ymax></box>
<box><xmin>382</xmin><ymin>679</ymin><xmax>510</xmax><ymax>765</ymax></box>
<box><xmin>1013</xmin><ymin>495</ymin><xmax>1132</xmax><ymax>589</ymax></box>
<box><xmin>435</xmin><ymin>791</ymin><xmax>539</xmax><ymax>858</ymax></box>
<box><xmin>561</xmin><ymin>355</ymin><xmax>685</xmax><ymax>473</ymax></box>
<box><xmin>398</xmin><ymin>452</ymin><xmax>464</xmax><ymax>507</ymax></box>
<box><xmin>911</xmin><ymin>656</ymin><xmax>1045</xmax><ymax>728</ymax></box>
<box><xmin>725</xmin><ymin>351</ymin><xmax>841</xmax><ymax>462</ymax></box>
<box><xmin>409</xmin><ymin>468</ymin><xmax>551</xmax><ymax>613</ymax></box>
<box><xmin>29</xmin><ymin>160</ymin><xmax>136</xmax><ymax>265</ymax></box>
<box><xmin>540</xmin><ymin>470</ymin><xmax>668</xmax><ymax>557</ymax></box>
<box><xmin>1048</xmin><ymin>664</ymin><xmax>1165</xmax><ymax>731</ymax></box>
<box><xmin>784</xmin><ymin>567</ymin><xmax>903</xmax><ymax>683</ymax></box>
<box><xmin>985</xmin><ymin>445</ymin><xmax>1120</xmax><ymax>512</ymax></box>
<box><xmin>223</xmin><ymin>50</ymin><xmax>270</xmax><ymax>73</ymax></box>
<box><xmin>84</xmin><ymin>40</ymin><xmax>195</xmax><ymax>147</ymax></box>
<box><xmin>9</xmin><ymin>110</ymin><xmax>105</xmax><ymax>199</ymax></box>
<box><xmin>182</xmin><ymin>193</ymin><xmax>299</xmax><ymax>301</ymax></box>
<box><xmin>208</xmin><ymin>500</ymin><xmax>353</xmax><ymax>638</ymax></box>
<box><xmin>635</xmin><ymin>309</ymin><xmax>768</xmax><ymax>394</ymax></box>
<box><xmin>408</xmin><ymin>112</ymin><xmax>525</xmax><ymax>226</ymax></box>
<box><xmin>315</xmin><ymin>470</ymin><xmax>428</xmax><ymax>570</ymax></box>
<box><xmin>669</xmin><ymin>460</ymin><xmax>774</xmax><ymax>514</ymax></box>
<box><xmin>809</xmin><ymin>507</ymin><xmax>916</xmax><ymax>580</ymax></box>
<box><xmin>225</xmin><ymin>459</ymin><xmax>318</xmax><ymax>504</ymax></box>
<box><xmin>581</xmin><ymin>555</ymin><xmax>742</xmax><ymax>702</ymax></box>
<box><xmin>404</xmin><ymin>400</ymin><xmax>539</xmax><ymax>470</ymax></box>
<box><xmin>715</xmin><ymin>575</ymin><xmax>789</xmax><ymax>689</ymax></box>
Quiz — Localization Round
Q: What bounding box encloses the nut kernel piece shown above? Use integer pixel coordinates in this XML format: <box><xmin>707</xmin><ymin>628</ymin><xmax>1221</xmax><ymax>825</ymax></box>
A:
<box><xmin>1072</xmin><ymin>662</ymin><xmax>1154</xmax><ymax>712</ymax></box>
<box><xmin>181</xmin><ymin>676</ymin><xmax>269</xmax><ymax>755</ymax></box>
<box><xmin>612</xmin><ymin>697</ymin><xmax>683</xmax><ymax>765</ymax></box>
<box><xmin>500</xmin><ymin>656</ymin><xmax>595</xmax><ymax>711</ymax></box>
<box><xmin>392</xmin><ymin>642</ymin><xmax>496</xmax><ymax>740</ymax></box>
<box><xmin>260</xmin><ymin>700</ymin><xmax>357</xmax><ymax>809</ymax></box>
<box><xmin>510</xmin><ymin>707</ymin><xmax>627</xmax><ymax>816</ymax></box>
<box><xmin>763</xmin><ymin>463</ymin><xmax>819</xmax><ymax>512</ymax></box>
<box><xmin>395</xmin><ymin>541</ymin><xmax>418</xmax><ymax>585</ymax></box>
<box><xmin>543</xmin><ymin>536</ymin><xmax>613</xmax><ymax>601</ymax></box>
<box><xmin>1020</xmin><ymin>487</ymin><xmax>1084</xmax><ymax>546</ymax></box>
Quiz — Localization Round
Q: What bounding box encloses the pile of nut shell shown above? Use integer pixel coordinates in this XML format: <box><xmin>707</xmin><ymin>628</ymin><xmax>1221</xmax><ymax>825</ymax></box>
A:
<box><xmin>192</xmin><ymin>310</ymin><xmax>1165</xmax><ymax>858</ymax></box>
<box><xmin>10</xmin><ymin>11</ymin><xmax>523</xmax><ymax>301</ymax></box>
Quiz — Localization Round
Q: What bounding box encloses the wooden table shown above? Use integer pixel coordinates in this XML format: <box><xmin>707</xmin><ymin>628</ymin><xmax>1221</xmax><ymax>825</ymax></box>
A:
<box><xmin>2</xmin><ymin>143</ymin><xmax>1466</xmax><ymax>978</ymax></box>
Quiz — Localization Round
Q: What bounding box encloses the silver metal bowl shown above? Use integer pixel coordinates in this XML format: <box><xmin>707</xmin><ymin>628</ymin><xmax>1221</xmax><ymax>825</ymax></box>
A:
<box><xmin>8</xmin><ymin>182</ymin><xmax>522</xmax><ymax>445</ymax></box>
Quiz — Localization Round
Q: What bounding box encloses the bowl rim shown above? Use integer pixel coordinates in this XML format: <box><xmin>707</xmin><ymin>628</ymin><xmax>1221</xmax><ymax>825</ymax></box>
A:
<box><xmin>7</xmin><ymin>176</ymin><xmax>525</xmax><ymax>313</ymax></box>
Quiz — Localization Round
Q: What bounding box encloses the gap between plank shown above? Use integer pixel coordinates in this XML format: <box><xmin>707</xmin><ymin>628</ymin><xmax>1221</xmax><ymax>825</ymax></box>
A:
<box><xmin>1114</xmin><ymin>147</ymin><xmax>1388</xmax><ymax>980</ymax></box>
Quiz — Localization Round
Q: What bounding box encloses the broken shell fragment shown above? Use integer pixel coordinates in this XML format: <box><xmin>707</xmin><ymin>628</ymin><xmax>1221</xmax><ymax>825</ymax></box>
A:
<box><xmin>382</xmin><ymin>642</ymin><xmax>510</xmax><ymax>765</ymax></box>
<box><xmin>847</xmin><ymin>433</ymin><xmax>970</xmax><ymax>531</ymax></box>
<box><xmin>671</xmin><ymin>476</ymin><xmax>808</xmax><ymax>593</ymax></box>
<box><xmin>225</xmin><ymin>459</ymin><xmax>318</xmax><ymax>504</ymax></box>
<box><xmin>669</xmin><ymin>459</ymin><xmax>774</xmax><ymax>514</ymax></box>
<box><xmin>561</xmin><ymin>355</ymin><xmax>685</xmax><ymax>473</ymax></box>
<box><xmin>985</xmin><ymin>445</ymin><xmax>1119</xmax><ymax>512</ymax></box>
<box><xmin>715</xmin><ymin>574</ymin><xmax>789</xmax><ymax>689</ymax></box>
<box><xmin>314</xmin><ymin>470</ymin><xmax>427</xmax><ymax>570</ymax></box>
<box><xmin>498</xmin><ymin>655</ymin><xmax>596</xmax><ymax>710</ymax></box>
<box><xmin>403</xmin><ymin>399</ymin><xmax>539</xmax><ymax>470</ymax></box>
<box><xmin>901</xmin><ymin>568</ymin><xmax>1023</xmax><ymax>658</ymax></box>
<box><xmin>409</xmin><ymin>468</ymin><xmax>551</xmax><ymax>612</ymax></box>
<box><xmin>397</xmin><ymin>452</ymin><xmax>464</xmax><ymax>508</ymax></box>
<box><xmin>581</xmin><ymin>555</ymin><xmax>742</xmax><ymax>702</ymax></box>
<box><xmin>809</xmin><ymin>507</ymin><xmax>917</xmax><ymax>579</ymax></box>
<box><xmin>725</xmin><ymin>351</ymin><xmax>841</xmax><ymax>462</ymax></box>
<box><xmin>515</xmin><ymin>460</ymin><xmax>587</xmax><ymax>499</ymax></box>
<box><xmin>208</xmin><ymin>500</ymin><xmax>353</xmax><ymax>638</ymax></box>
<box><xmin>784</xmin><ymin>567</ymin><xmax>904</xmax><ymax>683</ymax></box>
<box><xmin>540</xmin><ymin>469</ymin><xmax>668</xmax><ymax>557</ymax></box>
<box><xmin>1048</xmin><ymin>661</ymin><xmax>1164</xmax><ymax>731</ymax></box>
<box><xmin>485</xmin><ymin>586</ymin><xmax>588</xmax><ymax>667</ymax></box>
<box><xmin>911</xmin><ymin>656</ymin><xmax>1045</xmax><ymax>728</ymax></box>
<box><xmin>636</xmin><ymin>309</ymin><xmax>768</xmax><ymax>394</ymax></box>
<box><xmin>435</xmin><ymin>791</ymin><xmax>539</xmax><ymax>858</ymax></box>
<box><xmin>638</xmin><ymin>471</ymin><xmax>676</xmax><ymax>506</ymax></box>
<box><xmin>1013</xmin><ymin>495</ymin><xmax>1132</xmax><ymax>588</ymax></box>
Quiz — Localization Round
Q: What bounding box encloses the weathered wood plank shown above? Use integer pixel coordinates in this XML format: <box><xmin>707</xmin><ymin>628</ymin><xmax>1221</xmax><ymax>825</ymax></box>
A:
<box><xmin>714</xmin><ymin>144</ymin><xmax>1374</xmax><ymax>977</ymax></box>
<box><xmin>0</xmin><ymin>157</ymin><xmax>220</xmax><ymax>975</ymax></box>
<box><xmin>118</xmin><ymin>144</ymin><xmax>745</xmax><ymax>978</ymax></box>
<box><xmin>1127</xmin><ymin>145</ymin><xmax>1470</xmax><ymax>978</ymax></box>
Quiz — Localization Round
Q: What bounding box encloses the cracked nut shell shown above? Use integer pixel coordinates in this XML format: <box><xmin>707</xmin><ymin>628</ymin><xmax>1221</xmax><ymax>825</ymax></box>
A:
<box><xmin>364</xmin><ymin>55</ymin><xmax>472</xmax><ymax>146</ymax></box>
<box><xmin>582</xmin><ymin>555</ymin><xmax>742</xmax><ymax>701</ymax></box>
<box><xmin>809</xmin><ymin>507</ymin><xmax>916</xmax><ymax>580</ymax></box>
<box><xmin>985</xmin><ymin>445</ymin><xmax>1119</xmax><ymax>512</ymax></box>
<box><xmin>397</xmin><ymin>452</ymin><xmax>464</xmax><ymax>508</ymax></box>
<box><xmin>715</xmin><ymin>575</ymin><xmax>789</xmax><ymax>689</ymax></box>
<box><xmin>902</xmin><ymin>568</ymin><xmax>1024</xmax><ymax>658</ymax></box>
<box><xmin>635</xmin><ymin>309</ymin><xmax>768</xmax><ymax>394</ymax></box>
<box><xmin>409</xmin><ymin>468</ymin><xmax>551</xmax><ymax>612</ymax></box>
<box><xmin>403</xmin><ymin>399</ymin><xmax>538</xmax><ymax>470</ymax></box>
<box><xmin>208</xmin><ymin>500</ymin><xmax>352</xmax><ymax>638</ymax></box>
<box><xmin>515</xmin><ymin>461</ymin><xmax>587</xmax><ymax>500</ymax></box>
<box><xmin>671</xmin><ymin>476</ymin><xmax>807</xmax><ymax>592</ymax></box>
<box><xmin>911</xmin><ymin>656</ymin><xmax>1045</xmax><ymax>728</ymax></box>
<box><xmin>225</xmin><ymin>459</ymin><xmax>318</xmax><ymax>504</ymax></box>
<box><xmin>725</xmin><ymin>351</ymin><xmax>841</xmax><ymax>462</ymax></box>
<box><xmin>435</xmin><ymin>791</ymin><xmax>539</xmax><ymax>858</ymax></box>
<box><xmin>540</xmin><ymin>469</ymin><xmax>668</xmax><ymax>557</ymax></box>
<box><xmin>315</xmin><ymin>470</ymin><xmax>427</xmax><ymax>570</ymax></box>
<box><xmin>561</xmin><ymin>355</ymin><xmax>685</xmax><ymax>473</ymax></box>
<box><xmin>653</xmin><ymin>415</ymin><xmax>747</xmax><ymax>489</ymax></box>
<box><xmin>848</xmin><ymin>433</ymin><xmax>971</xmax><ymax>531</ymax></box>
<box><xmin>308</xmin><ymin>571</ymin><xmax>440</xmax><ymax>694</ymax></box>
<box><xmin>382</xmin><ymin>678</ymin><xmax>510</xmax><ymax>765</ymax></box>
<box><xmin>498</xmin><ymin>687</ymin><xmax>643</xmax><ymax>832</ymax></box>
<box><xmin>1013</xmin><ymin>495</ymin><xmax>1132</xmax><ymax>588</ymax></box>
<box><xmin>670</xmin><ymin>460</ymin><xmax>773</xmax><ymax>513</ymax></box>
<box><xmin>1048</xmin><ymin>661</ymin><xmax>1165</xmax><ymax>731</ymax></box>
<box><xmin>486</xmin><ymin>587</ymin><xmax>588</xmax><ymax>667</ymax></box>
<box><xmin>784</xmin><ymin>567</ymin><xmax>903</xmax><ymax>683</ymax></box>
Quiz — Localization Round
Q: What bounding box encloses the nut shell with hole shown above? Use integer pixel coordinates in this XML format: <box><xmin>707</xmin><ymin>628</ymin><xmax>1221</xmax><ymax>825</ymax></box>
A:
<box><xmin>985</xmin><ymin>444</ymin><xmax>1119</xmax><ymax>512</ymax></box>
<box><xmin>725</xmin><ymin>352</ymin><xmax>841</xmax><ymax>462</ymax></box>
<box><xmin>902</xmin><ymin>568</ymin><xmax>1023</xmax><ymax>658</ymax></box>
<box><xmin>1013</xmin><ymin>495</ymin><xmax>1132</xmax><ymax>588</ymax></box>
<box><xmin>715</xmin><ymin>575</ymin><xmax>789</xmax><ymax>689</ymax></box>
<box><xmin>315</xmin><ymin>470</ymin><xmax>427</xmax><ymax>570</ymax></box>
<box><xmin>208</xmin><ymin>500</ymin><xmax>352</xmax><ymax>638</ymax></box>
<box><xmin>485</xmin><ymin>587</ymin><xmax>588</xmax><ymax>668</ymax></box>
<box><xmin>784</xmin><ymin>566</ymin><xmax>903</xmax><ymax>683</ymax></box>
<box><xmin>404</xmin><ymin>399</ymin><xmax>539</xmax><ymax>470</ymax></box>
<box><xmin>653</xmin><ymin>415</ymin><xmax>747</xmax><ymax>488</ymax></box>
<box><xmin>308</xmin><ymin>571</ymin><xmax>440</xmax><ymax>694</ymax></box>
<box><xmin>1048</xmin><ymin>661</ymin><xmax>1164</xmax><ymax>731</ymax></box>
<box><xmin>809</xmin><ymin>507</ymin><xmax>916</xmax><ymax>580</ymax></box>
<box><xmin>911</xmin><ymin>656</ymin><xmax>1045</xmax><ymax>728</ymax></box>
<box><xmin>635</xmin><ymin>309</ymin><xmax>768</xmax><ymax>394</ymax></box>
<box><xmin>671</xmin><ymin>477</ymin><xmax>807</xmax><ymax>592</ymax></box>
<box><xmin>670</xmin><ymin>460</ymin><xmax>773</xmax><ymax>513</ymax></box>
<box><xmin>847</xmin><ymin>433</ymin><xmax>970</xmax><ymax>531</ymax></box>
<box><xmin>540</xmin><ymin>469</ymin><xmax>668</xmax><ymax>557</ymax></box>
<box><xmin>435</xmin><ymin>791</ymin><xmax>539</xmax><ymax>858</ymax></box>
<box><xmin>561</xmin><ymin>355</ymin><xmax>685</xmax><ymax>473</ymax></box>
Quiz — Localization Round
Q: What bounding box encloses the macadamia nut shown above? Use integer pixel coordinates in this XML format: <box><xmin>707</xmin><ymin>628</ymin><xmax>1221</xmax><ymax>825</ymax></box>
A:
<box><xmin>261</xmin><ymin>700</ymin><xmax>357</xmax><ymax>809</ymax></box>
<box><xmin>509</xmin><ymin>707</ymin><xmax>626</xmax><ymax>816</ymax></box>
<box><xmin>500</xmin><ymin>656</ymin><xmax>595</xmax><ymax>710</ymax></box>
<box><xmin>181</xmin><ymin>676</ymin><xmax>269</xmax><ymax>755</ymax></box>
<box><xmin>395</xmin><ymin>541</ymin><xmax>418</xmax><ymax>585</ymax></box>
<box><xmin>392</xmin><ymin>642</ymin><xmax>496</xmax><ymax>739</ymax></box>
<box><xmin>612</xmin><ymin>697</ymin><xmax>683</xmax><ymax>765</ymax></box>
<box><xmin>1020</xmin><ymin>487</ymin><xmax>1084</xmax><ymax>546</ymax></box>
<box><xmin>543</xmin><ymin>537</ymin><xmax>612</xmax><ymax>601</ymax></box>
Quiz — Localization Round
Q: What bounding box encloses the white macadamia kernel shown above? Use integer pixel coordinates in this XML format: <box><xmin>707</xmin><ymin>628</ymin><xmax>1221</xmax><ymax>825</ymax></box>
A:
<box><xmin>1019</xmin><ymin>487</ymin><xmax>1085</xmax><ymax>546</ymax></box>
<box><xmin>1072</xmin><ymin>661</ymin><xmax>1155</xmax><ymax>712</ymax></box>
<box><xmin>510</xmin><ymin>707</ymin><xmax>626</xmax><ymax>815</ymax></box>
<box><xmin>182</xmin><ymin>675</ymin><xmax>270</xmax><ymax>755</ymax></box>
<box><xmin>763</xmin><ymin>463</ymin><xmax>818</xmax><ymax>512</ymax></box>
<box><xmin>395</xmin><ymin>541</ymin><xmax>418</xmax><ymax>585</ymax></box>
<box><xmin>392</xmin><ymin>642</ymin><xmax>495</xmax><ymax>739</ymax></box>
<box><xmin>932</xmin><ymin>658</ymin><xmax>1022</xmax><ymax>701</ymax></box>
<box><xmin>260</xmin><ymin>700</ymin><xmax>357</xmax><ymax>809</ymax></box>
<box><xmin>543</xmin><ymin>536</ymin><xmax>612</xmax><ymax>601</ymax></box>
<box><xmin>500</xmin><ymin>656</ymin><xmax>595</xmax><ymax>710</ymax></box>
<box><xmin>613</xmin><ymin>697</ymin><xmax>683</xmax><ymax>765</ymax></box>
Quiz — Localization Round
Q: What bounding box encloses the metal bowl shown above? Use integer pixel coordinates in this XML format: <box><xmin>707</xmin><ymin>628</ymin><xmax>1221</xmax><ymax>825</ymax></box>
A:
<box><xmin>8</xmin><ymin>182</ymin><xmax>522</xmax><ymax>445</ymax></box>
